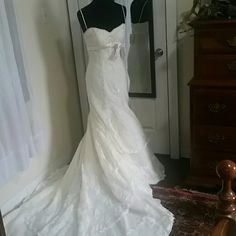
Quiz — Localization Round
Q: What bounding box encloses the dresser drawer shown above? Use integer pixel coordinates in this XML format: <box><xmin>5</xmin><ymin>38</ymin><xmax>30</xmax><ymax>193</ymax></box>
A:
<box><xmin>196</xmin><ymin>54</ymin><xmax>236</xmax><ymax>79</ymax></box>
<box><xmin>192</xmin><ymin>88</ymin><xmax>236</xmax><ymax>126</ymax></box>
<box><xmin>193</xmin><ymin>126</ymin><xmax>236</xmax><ymax>153</ymax></box>
<box><xmin>190</xmin><ymin>150</ymin><xmax>236</xmax><ymax>176</ymax></box>
<box><xmin>196</xmin><ymin>29</ymin><xmax>236</xmax><ymax>53</ymax></box>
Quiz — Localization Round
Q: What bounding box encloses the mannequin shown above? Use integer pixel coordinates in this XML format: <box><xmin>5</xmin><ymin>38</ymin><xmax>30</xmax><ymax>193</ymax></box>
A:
<box><xmin>131</xmin><ymin>0</ymin><xmax>152</xmax><ymax>23</ymax></box>
<box><xmin>77</xmin><ymin>0</ymin><xmax>126</xmax><ymax>32</ymax></box>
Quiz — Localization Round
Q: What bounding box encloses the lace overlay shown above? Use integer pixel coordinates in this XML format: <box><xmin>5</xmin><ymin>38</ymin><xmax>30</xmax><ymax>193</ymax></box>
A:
<box><xmin>4</xmin><ymin>24</ymin><xmax>174</xmax><ymax>236</ymax></box>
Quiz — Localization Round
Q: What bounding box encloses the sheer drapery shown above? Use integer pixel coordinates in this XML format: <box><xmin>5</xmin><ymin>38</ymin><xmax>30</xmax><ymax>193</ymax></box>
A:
<box><xmin>0</xmin><ymin>0</ymin><xmax>42</xmax><ymax>186</ymax></box>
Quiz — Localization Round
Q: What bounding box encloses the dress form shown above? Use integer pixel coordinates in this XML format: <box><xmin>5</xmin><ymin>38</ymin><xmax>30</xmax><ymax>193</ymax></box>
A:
<box><xmin>77</xmin><ymin>0</ymin><xmax>126</xmax><ymax>32</ymax></box>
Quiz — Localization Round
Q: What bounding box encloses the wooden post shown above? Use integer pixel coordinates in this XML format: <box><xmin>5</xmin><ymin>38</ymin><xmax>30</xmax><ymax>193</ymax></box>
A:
<box><xmin>216</xmin><ymin>160</ymin><xmax>236</xmax><ymax>221</ymax></box>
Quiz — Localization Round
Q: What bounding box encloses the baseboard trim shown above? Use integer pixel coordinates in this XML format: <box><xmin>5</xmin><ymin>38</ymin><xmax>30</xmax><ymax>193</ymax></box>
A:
<box><xmin>181</xmin><ymin>148</ymin><xmax>191</xmax><ymax>159</ymax></box>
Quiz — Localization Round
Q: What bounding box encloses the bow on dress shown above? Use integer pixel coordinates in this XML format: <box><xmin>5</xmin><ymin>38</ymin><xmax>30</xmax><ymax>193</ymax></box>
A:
<box><xmin>88</xmin><ymin>42</ymin><xmax>124</xmax><ymax>61</ymax></box>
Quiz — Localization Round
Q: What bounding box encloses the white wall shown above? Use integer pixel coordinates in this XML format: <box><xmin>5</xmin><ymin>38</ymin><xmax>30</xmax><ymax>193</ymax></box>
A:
<box><xmin>177</xmin><ymin>0</ymin><xmax>194</xmax><ymax>158</ymax></box>
<box><xmin>0</xmin><ymin>0</ymin><xmax>83</xmax><ymax>213</ymax></box>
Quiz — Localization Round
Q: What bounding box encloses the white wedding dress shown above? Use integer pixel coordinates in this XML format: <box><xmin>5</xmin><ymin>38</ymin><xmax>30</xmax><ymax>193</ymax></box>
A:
<box><xmin>4</xmin><ymin>20</ymin><xmax>174</xmax><ymax>236</ymax></box>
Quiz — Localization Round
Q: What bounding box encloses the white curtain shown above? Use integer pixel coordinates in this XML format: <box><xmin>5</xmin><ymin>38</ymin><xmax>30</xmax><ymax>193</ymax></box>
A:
<box><xmin>0</xmin><ymin>0</ymin><xmax>42</xmax><ymax>186</ymax></box>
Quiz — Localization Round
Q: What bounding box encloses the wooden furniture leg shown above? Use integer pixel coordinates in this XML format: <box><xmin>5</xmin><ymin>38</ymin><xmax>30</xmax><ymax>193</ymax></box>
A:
<box><xmin>216</xmin><ymin>160</ymin><xmax>236</xmax><ymax>221</ymax></box>
<box><xmin>212</xmin><ymin>160</ymin><xmax>236</xmax><ymax>236</ymax></box>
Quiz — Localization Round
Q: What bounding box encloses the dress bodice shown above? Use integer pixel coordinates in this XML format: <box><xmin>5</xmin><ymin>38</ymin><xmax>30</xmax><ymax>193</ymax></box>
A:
<box><xmin>83</xmin><ymin>24</ymin><xmax>126</xmax><ymax>60</ymax></box>
<box><xmin>82</xmin><ymin>23</ymin><xmax>129</xmax><ymax>113</ymax></box>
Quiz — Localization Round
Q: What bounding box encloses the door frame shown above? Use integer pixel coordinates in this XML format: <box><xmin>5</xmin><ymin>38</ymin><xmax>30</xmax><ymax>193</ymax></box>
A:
<box><xmin>67</xmin><ymin>0</ymin><xmax>179</xmax><ymax>159</ymax></box>
<box><xmin>165</xmin><ymin>0</ymin><xmax>179</xmax><ymax>159</ymax></box>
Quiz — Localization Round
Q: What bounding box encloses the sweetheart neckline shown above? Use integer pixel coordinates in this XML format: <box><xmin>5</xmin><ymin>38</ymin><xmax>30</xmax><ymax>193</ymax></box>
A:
<box><xmin>83</xmin><ymin>23</ymin><xmax>125</xmax><ymax>36</ymax></box>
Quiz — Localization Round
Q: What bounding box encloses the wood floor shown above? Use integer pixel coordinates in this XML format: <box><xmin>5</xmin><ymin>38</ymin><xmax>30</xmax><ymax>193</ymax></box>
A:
<box><xmin>156</xmin><ymin>155</ymin><xmax>222</xmax><ymax>194</ymax></box>
<box><xmin>157</xmin><ymin>155</ymin><xmax>190</xmax><ymax>188</ymax></box>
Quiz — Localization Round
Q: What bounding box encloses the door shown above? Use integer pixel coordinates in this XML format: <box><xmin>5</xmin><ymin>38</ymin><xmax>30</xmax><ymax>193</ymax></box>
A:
<box><xmin>67</xmin><ymin>0</ymin><xmax>174</xmax><ymax>155</ymax></box>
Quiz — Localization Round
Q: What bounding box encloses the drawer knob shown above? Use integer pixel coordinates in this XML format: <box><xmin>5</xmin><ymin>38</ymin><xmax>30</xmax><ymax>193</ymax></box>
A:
<box><xmin>208</xmin><ymin>134</ymin><xmax>225</xmax><ymax>144</ymax></box>
<box><xmin>227</xmin><ymin>61</ymin><xmax>236</xmax><ymax>71</ymax></box>
<box><xmin>208</xmin><ymin>103</ymin><xmax>226</xmax><ymax>113</ymax></box>
<box><xmin>227</xmin><ymin>37</ymin><xmax>236</xmax><ymax>47</ymax></box>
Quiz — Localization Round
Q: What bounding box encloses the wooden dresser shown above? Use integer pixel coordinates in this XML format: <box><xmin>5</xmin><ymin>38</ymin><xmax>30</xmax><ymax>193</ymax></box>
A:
<box><xmin>187</xmin><ymin>20</ymin><xmax>236</xmax><ymax>187</ymax></box>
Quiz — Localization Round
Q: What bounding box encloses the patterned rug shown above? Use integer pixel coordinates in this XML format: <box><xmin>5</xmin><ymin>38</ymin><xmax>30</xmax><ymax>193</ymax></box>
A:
<box><xmin>152</xmin><ymin>186</ymin><xmax>218</xmax><ymax>236</ymax></box>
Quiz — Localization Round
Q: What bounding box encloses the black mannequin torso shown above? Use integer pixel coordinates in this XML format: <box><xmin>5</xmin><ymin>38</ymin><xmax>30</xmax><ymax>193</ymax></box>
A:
<box><xmin>77</xmin><ymin>0</ymin><xmax>126</xmax><ymax>32</ymax></box>
<box><xmin>131</xmin><ymin>0</ymin><xmax>152</xmax><ymax>23</ymax></box>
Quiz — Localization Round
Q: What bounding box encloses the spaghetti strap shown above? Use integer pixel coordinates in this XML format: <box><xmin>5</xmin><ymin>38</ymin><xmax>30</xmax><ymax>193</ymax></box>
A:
<box><xmin>79</xmin><ymin>9</ymin><xmax>88</xmax><ymax>30</ymax></box>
